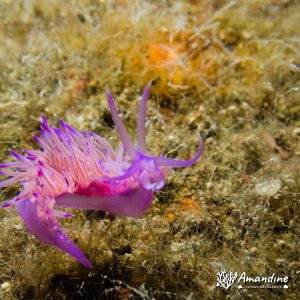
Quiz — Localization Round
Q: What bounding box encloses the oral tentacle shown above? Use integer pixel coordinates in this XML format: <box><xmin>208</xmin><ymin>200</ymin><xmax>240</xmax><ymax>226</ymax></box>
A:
<box><xmin>100</xmin><ymin>160</ymin><xmax>140</xmax><ymax>182</ymax></box>
<box><xmin>155</xmin><ymin>135</ymin><xmax>203</xmax><ymax>168</ymax></box>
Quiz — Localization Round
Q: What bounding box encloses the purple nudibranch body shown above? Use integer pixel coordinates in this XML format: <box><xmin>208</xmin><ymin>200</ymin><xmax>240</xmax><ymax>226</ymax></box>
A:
<box><xmin>0</xmin><ymin>85</ymin><xmax>203</xmax><ymax>268</ymax></box>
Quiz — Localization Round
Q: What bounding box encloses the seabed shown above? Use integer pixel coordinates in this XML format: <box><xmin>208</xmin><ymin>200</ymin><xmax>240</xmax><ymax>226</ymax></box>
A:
<box><xmin>0</xmin><ymin>1</ymin><xmax>299</xmax><ymax>299</ymax></box>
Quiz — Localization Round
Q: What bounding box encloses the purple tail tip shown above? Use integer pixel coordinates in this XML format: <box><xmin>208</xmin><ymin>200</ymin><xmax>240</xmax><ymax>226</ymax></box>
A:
<box><xmin>1</xmin><ymin>202</ymin><xmax>13</xmax><ymax>208</ymax></box>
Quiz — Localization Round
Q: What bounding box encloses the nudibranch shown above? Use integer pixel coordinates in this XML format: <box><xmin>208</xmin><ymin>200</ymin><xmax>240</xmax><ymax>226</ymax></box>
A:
<box><xmin>0</xmin><ymin>85</ymin><xmax>203</xmax><ymax>268</ymax></box>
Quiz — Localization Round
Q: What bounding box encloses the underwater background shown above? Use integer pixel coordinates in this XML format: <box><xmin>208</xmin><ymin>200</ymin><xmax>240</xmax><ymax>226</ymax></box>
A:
<box><xmin>0</xmin><ymin>0</ymin><xmax>299</xmax><ymax>299</ymax></box>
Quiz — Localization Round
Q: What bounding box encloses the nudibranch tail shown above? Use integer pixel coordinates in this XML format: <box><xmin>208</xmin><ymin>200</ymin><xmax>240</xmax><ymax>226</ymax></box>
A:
<box><xmin>0</xmin><ymin>84</ymin><xmax>203</xmax><ymax>268</ymax></box>
<box><xmin>15</xmin><ymin>198</ymin><xmax>92</xmax><ymax>268</ymax></box>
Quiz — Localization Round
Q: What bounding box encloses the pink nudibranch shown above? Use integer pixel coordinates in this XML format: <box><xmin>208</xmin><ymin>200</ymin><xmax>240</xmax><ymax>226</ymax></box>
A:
<box><xmin>0</xmin><ymin>85</ymin><xmax>203</xmax><ymax>268</ymax></box>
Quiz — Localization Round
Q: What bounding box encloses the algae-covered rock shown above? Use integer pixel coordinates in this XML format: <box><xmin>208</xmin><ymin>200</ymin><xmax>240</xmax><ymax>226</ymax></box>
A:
<box><xmin>0</xmin><ymin>0</ymin><xmax>299</xmax><ymax>299</ymax></box>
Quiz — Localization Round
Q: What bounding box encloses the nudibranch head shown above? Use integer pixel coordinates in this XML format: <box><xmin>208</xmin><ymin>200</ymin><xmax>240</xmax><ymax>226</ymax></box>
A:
<box><xmin>0</xmin><ymin>84</ymin><xmax>203</xmax><ymax>268</ymax></box>
<box><xmin>104</xmin><ymin>84</ymin><xmax>203</xmax><ymax>190</ymax></box>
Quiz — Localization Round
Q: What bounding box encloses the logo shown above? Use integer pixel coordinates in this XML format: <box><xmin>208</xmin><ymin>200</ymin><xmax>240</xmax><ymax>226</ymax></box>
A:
<box><xmin>216</xmin><ymin>270</ymin><xmax>238</xmax><ymax>289</ymax></box>
<box><xmin>216</xmin><ymin>270</ymin><xmax>289</xmax><ymax>290</ymax></box>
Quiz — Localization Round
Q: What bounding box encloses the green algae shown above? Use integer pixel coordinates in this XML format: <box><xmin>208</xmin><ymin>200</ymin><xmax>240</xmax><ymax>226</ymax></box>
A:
<box><xmin>0</xmin><ymin>0</ymin><xmax>299</xmax><ymax>299</ymax></box>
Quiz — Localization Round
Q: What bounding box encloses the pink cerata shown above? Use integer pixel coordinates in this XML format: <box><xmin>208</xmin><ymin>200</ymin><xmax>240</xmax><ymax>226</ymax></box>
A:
<box><xmin>0</xmin><ymin>85</ymin><xmax>203</xmax><ymax>268</ymax></box>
